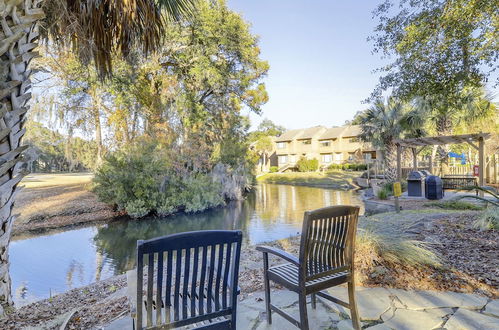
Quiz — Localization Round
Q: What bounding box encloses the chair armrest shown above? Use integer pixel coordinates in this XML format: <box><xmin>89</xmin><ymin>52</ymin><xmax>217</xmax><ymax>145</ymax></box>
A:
<box><xmin>256</xmin><ymin>245</ymin><xmax>299</xmax><ymax>266</ymax></box>
<box><xmin>126</xmin><ymin>269</ymin><xmax>137</xmax><ymax>316</ymax></box>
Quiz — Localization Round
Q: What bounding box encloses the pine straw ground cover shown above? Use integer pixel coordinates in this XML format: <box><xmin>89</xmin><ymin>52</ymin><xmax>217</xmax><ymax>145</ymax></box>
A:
<box><xmin>0</xmin><ymin>209</ymin><xmax>497</xmax><ymax>329</ymax></box>
<box><xmin>240</xmin><ymin>209</ymin><xmax>498</xmax><ymax>298</ymax></box>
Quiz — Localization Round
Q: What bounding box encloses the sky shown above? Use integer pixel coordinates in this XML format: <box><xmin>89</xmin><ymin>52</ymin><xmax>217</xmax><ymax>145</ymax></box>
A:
<box><xmin>227</xmin><ymin>0</ymin><xmax>387</xmax><ymax>130</ymax></box>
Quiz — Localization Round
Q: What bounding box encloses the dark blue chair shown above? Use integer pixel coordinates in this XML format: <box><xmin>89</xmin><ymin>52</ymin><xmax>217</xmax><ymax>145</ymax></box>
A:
<box><xmin>127</xmin><ymin>230</ymin><xmax>243</xmax><ymax>329</ymax></box>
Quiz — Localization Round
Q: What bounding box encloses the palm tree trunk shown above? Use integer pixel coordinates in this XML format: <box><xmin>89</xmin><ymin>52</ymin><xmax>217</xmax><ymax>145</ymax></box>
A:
<box><xmin>382</xmin><ymin>141</ymin><xmax>398</xmax><ymax>182</ymax></box>
<box><xmin>0</xmin><ymin>0</ymin><xmax>44</xmax><ymax>312</ymax></box>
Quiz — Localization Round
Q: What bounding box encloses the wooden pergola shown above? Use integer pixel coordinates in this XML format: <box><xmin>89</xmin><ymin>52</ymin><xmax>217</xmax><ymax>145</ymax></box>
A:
<box><xmin>393</xmin><ymin>133</ymin><xmax>491</xmax><ymax>192</ymax></box>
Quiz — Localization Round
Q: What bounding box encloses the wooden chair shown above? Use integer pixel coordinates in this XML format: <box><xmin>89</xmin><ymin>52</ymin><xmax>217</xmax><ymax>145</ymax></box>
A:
<box><xmin>127</xmin><ymin>230</ymin><xmax>242</xmax><ymax>329</ymax></box>
<box><xmin>256</xmin><ymin>205</ymin><xmax>361</xmax><ymax>330</ymax></box>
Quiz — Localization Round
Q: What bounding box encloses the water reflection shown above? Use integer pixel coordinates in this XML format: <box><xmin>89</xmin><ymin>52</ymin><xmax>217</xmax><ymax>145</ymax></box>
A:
<box><xmin>92</xmin><ymin>201</ymin><xmax>253</xmax><ymax>274</ymax></box>
<box><xmin>11</xmin><ymin>184</ymin><xmax>362</xmax><ymax>305</ymax></box>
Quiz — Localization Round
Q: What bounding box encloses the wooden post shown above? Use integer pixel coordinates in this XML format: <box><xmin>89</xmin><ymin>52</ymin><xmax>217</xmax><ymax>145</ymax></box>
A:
<box><xmin>494</xmin><ymin>154</ymin><xmax>498</xmax><ymax>184</ymax></box>
<box><xmin>397</xmin><ymin>144</ymin><xmax>402</xmax><ymax>182</ymax></box>
<box><xmin>412</xmin><ymin>148</ymin><xmax>418</xmax><ymax>171</ymax></box>
<box><xmin>429</xmin><ymin>153</ymin><xmax>433</xmax><ymax>174</ymax></box>
<box><xmin>478</xmin><ymin>137</ymin><xmax>485</xmax><ymax>197</ymax></box>
<box><xmin>395</xmin><ymin>144</ymin><xmax>402</xmax><ymax>213</ymax></box>
<box><xmin>486</xmin><ymin>156</ymin><xmax>490</xmax><ymax>184</ymax></box>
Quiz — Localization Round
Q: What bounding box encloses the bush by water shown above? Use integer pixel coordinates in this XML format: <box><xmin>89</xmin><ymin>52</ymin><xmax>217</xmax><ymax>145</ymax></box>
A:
<box><xmin>93</xmin><ymin>141</ymin><xmax>250</xmax><ymax>218</ymax></box>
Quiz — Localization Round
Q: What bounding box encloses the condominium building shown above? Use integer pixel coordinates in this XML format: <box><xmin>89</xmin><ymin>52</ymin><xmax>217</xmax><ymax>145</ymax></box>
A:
<box><xmin>252</xmin><ymin>125</ymin><xmax>379</xmax><ymax>172</ymax></box>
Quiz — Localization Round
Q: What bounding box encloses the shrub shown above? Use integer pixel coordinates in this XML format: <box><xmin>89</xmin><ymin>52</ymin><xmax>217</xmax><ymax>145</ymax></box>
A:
<box><xmin>426</xmin><ymin>201</ymin><xmax>483</xmax><ymax>211</ymax></box>
<box><xmin>376</xmin><ymin>182</ymin><xmax>393</xmax><ymax>200</ymax></box>
<box><xmin>349</xmin><ymin>163</ymin><xmax>367</xmax><ymax>171</ymax></box>
<box><xmin>269</xmin><ymin>166</ymin><xmax>278</xmax><ymax>173</ymax></box>
<box><xmin>381</xmin><ymin>182</ymin><xmax>394</xmax><ymax>194</ymax></box>
<box><xmin>327</xmin><ymin>163</ymin><xmax>342</xmax><ymax>171</ymax></box>
<box><xmin>125</xmin><ymin>200</ymin><xmax>150</xmax><ymax>218</ymax></box>
<box><xmin>93</xmin><ymin>141</ymin><xmax>226</xmax><ymax>218</ymax></box>
<box><xmin>327</xmin><ymin>163</ymin><xmax>367</xmax><ymax>171</ymax></box>
<box><xmin>297</xmin><ymin>157</ymin><xmax>319</xmax><ymax>172</ymax></box>
<box><xmin>93</xmin><ymin>143</ymin><xmax>168</xmax><ymax>217</ymax></box>
<box><xmin>377</xmin><ymin>188</ymin><xmax>389</xmax><ymax>200</ymax></box>
<box><xmin>473</xmin><ymin>206</ymin><xmax>499</xmax><ymax>230</ymax></box>
<box><xmin>179</xmin><ymin>173</ymin><xmax>225</xmax><ymax>213</ymax></box>
<box><xmin>309</xmin><ymin>158</ymin><xmax>319</xmax><ymax>171</ymax></box>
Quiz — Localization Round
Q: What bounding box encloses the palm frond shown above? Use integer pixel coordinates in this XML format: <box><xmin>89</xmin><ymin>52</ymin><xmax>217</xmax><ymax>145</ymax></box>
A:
<box><xmin>453</xmin><ymin>196</ymin><xmax>499</xmax><ymax>207</ymax></box>
<box><xmin>158</xmin><ymin>0</ymin><xmax>196</xmax><ymax>20</ymax></box>
<box><xmin>457</xmin><ymin>185</ymin><xmax>499</xmax><ymax>200</ymax></box>
<box><xmin>42</xmin><ymin>0</ymin><xmax>196</xmax><ymax>77</ymax></box>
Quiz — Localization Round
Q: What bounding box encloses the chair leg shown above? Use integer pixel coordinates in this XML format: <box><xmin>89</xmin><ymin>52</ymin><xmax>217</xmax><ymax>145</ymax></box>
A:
<box><xmin>298</xmin><ymin>292</ymin><xmax>309</xmax><ymax>330</ymax></box>
<box><xmin>262</xmin><ymin>253</ymin><xmax>272</xmax><ymax>324</ymax></box>
<box><xmin>348</xmin><ymin>281</ymin><xmax>361</xmax><ymax>330</ymax></box>
<box><xmin>231</xmin><ymin>298</ymin><xmax>237</xmax><ymax>329</ymax></box>
<box><xmin>311</xmin><ymin>293</ymin><xmax>316</xmax><ymax>309</ymax></box>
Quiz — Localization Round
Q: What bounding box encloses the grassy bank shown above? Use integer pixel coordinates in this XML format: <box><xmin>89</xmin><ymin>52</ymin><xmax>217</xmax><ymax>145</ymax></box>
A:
<box><xmin>13</xmin><ymin>173</ymin><xmax>118</xmax><ymax>235</ymax></box>
<box><xmin>257</xmin><ymin>171</ymin><xmax>362</xmax><ymax>189</ymax></box>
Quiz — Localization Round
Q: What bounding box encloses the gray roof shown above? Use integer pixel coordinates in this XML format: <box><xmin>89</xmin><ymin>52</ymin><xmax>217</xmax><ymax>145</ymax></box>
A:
<box><xmin>318</xmin><ymin>127</ymin><xmax>345</xmax><ymax>140</ymax></box>
<box><xmin>276</xmin><ymin>125</ymin><xmax>363</xmax><ymax>142</ymax></box>
<box><xmin>275</xmin><ymin>129</ymin><xmax>304</xmax><ymax>142</ymax></box>
<box><xmin>341</xmin><ymin>125</ymin><xmax>362</xmax><ymax>137</ymax></box>
<box><xmin>296</xmin><ymin>126</ymin><xmax>327</xmax><ymax>140</ymax></box>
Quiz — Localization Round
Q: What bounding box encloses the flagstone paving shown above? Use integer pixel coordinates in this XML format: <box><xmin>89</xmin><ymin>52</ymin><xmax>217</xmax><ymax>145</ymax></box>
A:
<box><xmin>484</xmin><ymin>299</ymin><xmax>499</xmax><ymax>318</ymax></box>
<box><xmin>445</xmin><ymin>308</ymin><xmax>499</xmax><ymax>330</ymax></box>
<box><xmin>103</xmin><ymin>287</ymin><xmax>499</xmax><ymax>329</ymax></box>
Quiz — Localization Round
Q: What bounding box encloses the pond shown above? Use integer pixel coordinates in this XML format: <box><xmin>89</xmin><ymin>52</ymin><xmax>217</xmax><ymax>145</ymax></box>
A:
<box><xmin>10</xmin><ymin>184</ymin><xmax>363</xmax><ymax>305</ymax></box>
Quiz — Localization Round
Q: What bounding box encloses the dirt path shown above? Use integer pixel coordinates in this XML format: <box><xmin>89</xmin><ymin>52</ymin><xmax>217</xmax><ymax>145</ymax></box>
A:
<box><xmin>13</xmin><ymin>173</ymin><xmax>118</xmax><ymax>236</ymax></box>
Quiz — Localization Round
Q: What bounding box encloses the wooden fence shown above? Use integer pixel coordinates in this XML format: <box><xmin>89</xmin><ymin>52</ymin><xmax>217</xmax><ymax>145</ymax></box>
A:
<box><xmin>400</xmin><ymin>154</ymin><xmax>499</xmax><ymax>184</ymax></box>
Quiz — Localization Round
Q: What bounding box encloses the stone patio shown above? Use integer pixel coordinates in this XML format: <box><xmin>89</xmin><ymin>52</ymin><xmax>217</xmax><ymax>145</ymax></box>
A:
<box><xmin>103</xmin><ymin>287</ymin><xmax>499</xmax><ymax>329</ymax></box>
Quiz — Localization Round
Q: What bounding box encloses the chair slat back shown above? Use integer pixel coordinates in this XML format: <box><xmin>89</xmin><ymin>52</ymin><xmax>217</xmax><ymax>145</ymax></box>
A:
<box><xmin>299</xmin><ymin>206</ymin><xmax>360</xmax><ymax>281</ymax></box>
<box><xmin>136</xmin><ymin>230</ymin><xmax>242</xmax><ymax>329</ymax></box>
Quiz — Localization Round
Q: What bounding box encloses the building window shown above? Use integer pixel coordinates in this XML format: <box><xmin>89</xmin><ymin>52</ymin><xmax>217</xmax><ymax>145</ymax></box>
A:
<box><xmin>346</xmin><ymin>137</ymin><xmax>359</xmax><ymax>143</ymax></box>
<box><xmin>348</xmin><ymin>152</ymin><xmax>355</xmax><ymax>161</ymax></box>
<box><xmin>334</xmin><ymin>153</ymin><xmax>343</xmax><ymax>161</ymax></box>
<box><xmin>278</xmin><ymin>155</ymin><xmax>288</xmax><ymax>164</ymax></box>
<box><xmin>363</xmin><ymin>152</ymin><xmax>376</xmax><ymax>160</ymax></box>
<box><xmin>302</xmin><ymin>139</ymin><xmax>311</xmax><ymax>145</ymax></box>
<box><xmin>277</xmin><ymin>142</ymin><xmax>286</xmax><ymax>149</ymax></box>
<box><xmin>322</xmin><ymin>154</ymin><xmax>332</xmax><ymax>163</ymax></box>
<box><xmin>320</xmin><ymin>141</ymin><xmax>331</xmax><ymax>147</ymax></box>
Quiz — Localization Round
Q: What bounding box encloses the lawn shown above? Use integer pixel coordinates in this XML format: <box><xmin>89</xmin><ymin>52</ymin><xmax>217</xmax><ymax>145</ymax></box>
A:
<box><xmin>257</xmin><ymin>171</ymin><xmax>363</xmax><ymax>189</ymax></box>
<box><xmin>13</xmin><ymin>173</ymin><xmax>117</xmax><ymax>235</ymax></box>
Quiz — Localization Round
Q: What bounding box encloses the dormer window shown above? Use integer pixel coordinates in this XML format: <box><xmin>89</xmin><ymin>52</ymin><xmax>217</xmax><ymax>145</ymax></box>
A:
<box><xmin>277</xmin><ymin>142</ymin><xmax>287</xmax><ymax>149</ymax></box>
